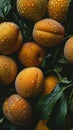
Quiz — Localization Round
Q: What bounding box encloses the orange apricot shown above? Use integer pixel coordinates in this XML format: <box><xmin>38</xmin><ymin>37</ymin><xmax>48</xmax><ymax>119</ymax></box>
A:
<box><xmin>36</xmin><ymin>120</ymin><xmax>50</xmax><ymax>130</ymax></box>
<box><xmin>3</xmin><ymin>94</ymin><xmax>32</xmax><ymax>126</ymax></box>
<box><xmin>18</xmin><ymin>42</ymin><xmax>45</xmax><ymax>67</ymax></box>
<box><xmin>33</xmin><ymin>19</ymin><xmax>65</xmax><ymax>47</ymax></box>
<box><xmin>42</xmin><ymin>75</ymin><xmax>59</xmax><ymax>95</ymax></box>
<box><xmin>48</xmin><ymin>0</ymin><xmax>70</xmax><ymax>22</ymax></box>
<box><xmin>0</xmin><ymin>22</ymin><xmax>23</xmax><ymax>54</ymax></box>
<box><xmin>64</xmin><ymin>37</ymin><xmax>73</xmax><ymax>63</ymax></box>
<box><xmin>17</xmin><ymin>0</ymin><xmax>47</xmax><ymax>21</ymax></box>
<box><xmin>0</xmin><ymin>55</ymin><xmax>17</xmax><ymax>85</ymax></box>
<box><xmin>15</xmin><ymin>67</ymin><xmax>44</xmax><ymax>98</ymax></box>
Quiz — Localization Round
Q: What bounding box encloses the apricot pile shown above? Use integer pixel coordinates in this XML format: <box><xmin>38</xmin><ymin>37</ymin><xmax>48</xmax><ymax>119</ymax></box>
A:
<box><xmin>1</xmin><ymin>0</ymin><xmax>72</xmax><ymax>129</ymax></box>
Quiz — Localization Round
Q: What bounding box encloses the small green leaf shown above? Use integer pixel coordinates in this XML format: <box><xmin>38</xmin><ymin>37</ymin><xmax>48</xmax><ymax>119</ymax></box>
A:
<box><xmin>58</xmin><ymin>58</ymin><xmax>68</xmax><ymax>64</ymax></box>
<box><xmin>0</xmin><ymin>117</ymin><xmax>4</xmax><ymax>124</ymax></box>
<box><xmin>34</xmin><ymin>83</ymin><xmax>68</xmax><ymax>120</ymax></box>
<box><xmin>0</xmin><ymin>0</ymin><xmax>11</xmax><ymax>19</ymax></box>
<box><xmin>53</xmin><ymin>69</ymin><xmax>72</xmax><ymax>84</ymax></box>
<box><xmin>54</xmin><ymin>65</ymin><xmax>63</xmax><ymax>72</ymax></box>
<box><xmin>2</xmin><ymin>4</ymin><xmax>11</xmax><ymax>16</ymax></box>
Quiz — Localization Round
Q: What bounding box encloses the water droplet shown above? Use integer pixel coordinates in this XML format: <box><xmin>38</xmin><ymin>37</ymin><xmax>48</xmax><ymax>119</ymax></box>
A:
<box><xmin>2</xmin><ymin>39</ymin><xmax>4</xmax><ymax>42</ymax></box>
<box><xmin>27</xmin><ymin>4</ymin><xmax>30</xmax><ymax>7</ymax></box>
<box><xmin>3</xmin><ymin>35</ymin><xmax>7</xmax><ymax>40</ymax></box>
<box><xmin>31</xmin><ymin>80</ymin><xmax>34</xmax><ymax>83</ymax></box>
<box><xmin>40</xmin><ymin>35</ymin><xmax>43</xmax><ymax>38</ymax></box>
<box><xmin>4</xmin><ymin>64</ymin><xmax>8</xmax><ymax>69</ymax></box>
<box><xmin>31</xmin><ymin>3</ymin><xmax>34</xmax><ymax>7</ymax></box>
<box><xmin>21</xmin><ymin>4</ymin><xmax>24</xmax><ymax>8</ymax></box>
<box><xmin>23</xmin><ymin>111</ymin><xmax>26</xmax><ymax>113</ymax></box>
<box><xmin>22</xmin><ymin>10</ymin><xmax>25</xmax><ymax>14</ymax></box>
<box><xmin>10</xmin><ymin>24</ymin><xmax>14</xmax><ymax>27</ymax></box>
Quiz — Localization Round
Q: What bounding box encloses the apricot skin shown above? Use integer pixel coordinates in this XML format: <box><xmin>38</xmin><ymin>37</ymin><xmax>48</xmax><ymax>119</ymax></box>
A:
<box><xmin>41</xmin><ymin>75</ymin><xmax>59</xmax><ymax>95</ymax></box>
<box><xmin>18</xmin><ymin>42</ymin><xmax>45</xmax><ymax>67</ymax></box>
<box><xmin>17</xmin><ymin>0</ymin><xmax>47</xmax><ymax>21</ymax></box>
<box><xmin>0</xmin><ymin>22</ymin><xmax>23</xmax><ymax>54</ymax></box>
<box><xmin>33</xmin><ymin>19</ymin><xmax>65</xmax><ymax>47</ymax></box>
<box><xmin>48</xmin><ymin>0</ymin><xmax>70</xmax><ymax>22</ymax></box>
<box><xmin>3</xmin><ymin>94</ymin><xmax>32</xmax><ymax>126</ymax></box>
<box><xmin>36</xmin><ymin>120</ymin><xmax>50</xmax><ymax>130</ymax></box>
<box><xmin>15</xmin><ymin>67</ymin><xmax>44</xmax><ymax>98</ymax></box>
<box><xmin>64</xmin><ymin>37</ymin><xmax>73</xmax><ymax>63</ymax></box>
<box><xmin>2</xmin><ymin>29</ymin><xmax>23</xmax><ymax>54</ymax></box>
<box><xmin>0</xmin><ymin>55</ymin><xmax>17</xmax><ymax>85</ymax></box>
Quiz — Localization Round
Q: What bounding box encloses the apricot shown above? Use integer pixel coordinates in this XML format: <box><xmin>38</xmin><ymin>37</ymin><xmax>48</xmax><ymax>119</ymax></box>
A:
<box><xmin>42</xmin><ymin>75</ymin><xmax>59</xmax><ymax>95</ymax></box>
<box><xmin>18</xmin><ymin>42</ymin><xmax>45</xmax><ymax>67</ymax></box>
<box><xmin>0</xmin><ymin>55</ymin><xmax>17</xmax><ymax>85</ymax></box>
<box><xmin>33</xmin><ymin>19</ymin><xmax>65</xmax><ymax>47</ymax></box>
<box><xmin>70</xmin><ymin>128</ymin><xmax>73</xmax><ymax>130</ymax></box>
<box><xmin>64</xmin><ymin>37</ymin><xmax>73</xmax><ymax>63</ymax></box>
<box><xmin>36</xmin><ymin>120</ymin><xmax>50</xmax><ymax>130</ymax></box>
<box><xmin>17</xmin><ymin>0</ymin><xmax>47</xmax><ymax>21</ymax></box>
<box><xmin>15</xmin><ymin>67</ymin><xmax>44</xmax><ymax>98</ymax></box>
<box><xmin>48</xmin><ymin>0</ymin><xmax>70</xmax><ymax>22</ymax></box>
<box><xmin>3</xmin><ymin>94</ymin><xmax>32</xmax><ymax>126</ymax></box>
<box><xmin>0</xmin><ymin>22</ymin><xmax>23</xmax><ymax>54</ymax></box>
<box><xmin>2</xmin><ymin>30</ymin><xmax>23</xmax><ymax>54</ymax></box>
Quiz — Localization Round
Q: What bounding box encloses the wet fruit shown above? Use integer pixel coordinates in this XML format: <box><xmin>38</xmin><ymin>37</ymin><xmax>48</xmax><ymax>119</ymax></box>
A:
<box><xmin>42</xmin><ymin>75</ymin><xmax>59</xmax><ymax>95</ymax></box>
<box><xmin>3</xmin><ymin>94</ymin><xmax>32</xmax><ymax>126</ymax></box>
<box><xmin>0</xmin><ymin>55</ymin><xmax>17</xmax><ymax>85</ymax></box>
<box><xmin>33</xmin><ymin>18</ymin><xmax>65</xmax><ymax>47</ymax></box>
<box><xmin>64</xmin><ymin>37</ymin><xmax>73</xmax><ymax>63</ymax></box>
<box><xmin>48</xmin><ymin>0</ymin><xmax>70</xmax><ymax>22</ymax></box>
<box><xmin>15</xmin><ymin>67</ymin><xmax>44</xmax><ymax>98</ymax></box>
<box><xmin>17</xmin><ymin>0</ymin><xmax>47</xmax><ymax>21</ymax></box>
<box><xmin>0</xmin><ymin>22</ymin><xmax>23</xmax><ymax>54</ymax></box>
<box><xmin>18</xmin><ymin>42</ymin><xmax>45</xmax><ymax>67</ymax></box>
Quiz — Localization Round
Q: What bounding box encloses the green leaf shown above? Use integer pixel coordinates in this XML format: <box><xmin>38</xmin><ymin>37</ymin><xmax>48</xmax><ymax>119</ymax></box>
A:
<box><xmin>53</xmin><ymin>69</ymin><xmax>72</xmax><ymax>84</ymax></box>
<box><xmin>58</xmin><ymin>58</ymin><xmax>68</xmax><ymax>64</ymax></box>
<box><xmin>0</xmin><ymin>117</ymin><xmax>4</xmax><ymax>124</ymax></box>
<box><xmin>34</xmin><ymin>83</ymin><xmax>69</xmax><ymax>120</ymax></box>
<box><xmin>13</xmin><ymin>12</ymin><xmax>34</xmax><ymax>41</ymax></box>
<box><xmin>49</xmin><ymin>94</ymin><xmax>67</xmax><ymax>130</ymax></box>
<box><xmin>70</xmin><ymin>98</ymin><xmax>73</xmax><ymax>113</ymax></box>
<box><xmin>40</xmin><ymin>54</ymin><xmax>51</xmax><ymax>68</ymax></box>
<box><xmin>2</xmin><ymin>4</ymin><xmax>11</xmax><ymax>16</ymax></box>
<box><xmin>0</xmin><ymin>0</ymin><xmax>11</xmax><ymax>19</ymax></box>
<box><xmin>54</xmin><ymin>65</ymin><xmax>63</xmax><ymax>72</ymax></box>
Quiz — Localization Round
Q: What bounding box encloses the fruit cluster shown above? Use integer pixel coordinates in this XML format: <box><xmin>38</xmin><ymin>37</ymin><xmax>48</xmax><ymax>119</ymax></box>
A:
<box><xmin>0</xmin><ymin>0</ymin><xmax>73</xmax><ymax>129</ymax></box>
